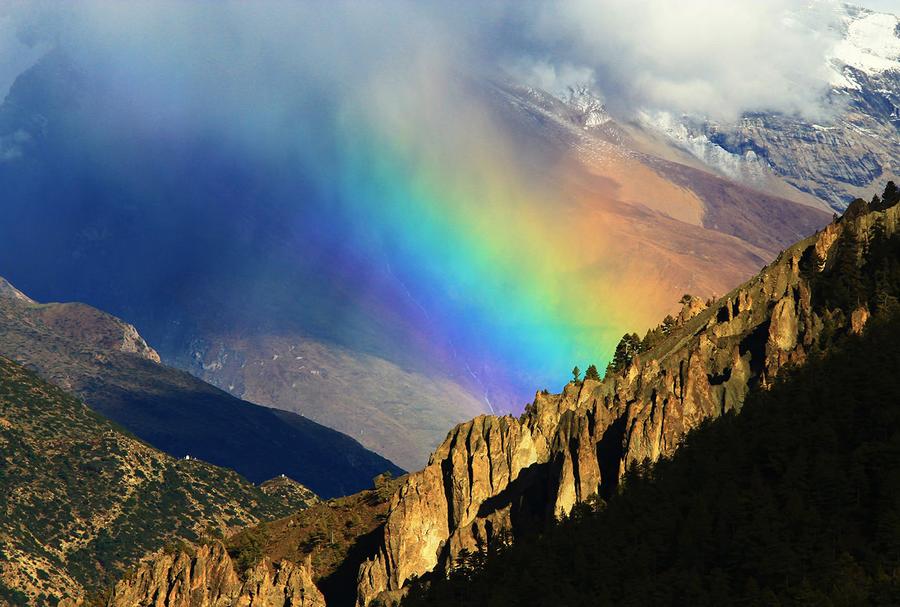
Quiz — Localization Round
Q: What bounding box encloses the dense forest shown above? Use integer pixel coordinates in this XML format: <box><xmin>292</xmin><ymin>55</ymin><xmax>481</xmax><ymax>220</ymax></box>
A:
<box><xmin>404</xmin><ymin>188</ymin><xmax>900</xmax><ymax>607</ymax></box>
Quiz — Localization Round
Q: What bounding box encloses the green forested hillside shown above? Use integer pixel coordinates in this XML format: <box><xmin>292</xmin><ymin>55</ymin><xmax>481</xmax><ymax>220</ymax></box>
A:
<box><xmin>405</xmin><ymin>311</ymin><xmax>900</xmax><ymax>606</ymax></box>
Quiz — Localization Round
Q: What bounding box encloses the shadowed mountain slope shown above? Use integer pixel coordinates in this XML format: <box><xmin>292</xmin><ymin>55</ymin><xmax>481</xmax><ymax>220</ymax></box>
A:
<box><xmin>0</xmin><ymin>279</ymin><xmax>403</xmax><ymax>499</ymax></box>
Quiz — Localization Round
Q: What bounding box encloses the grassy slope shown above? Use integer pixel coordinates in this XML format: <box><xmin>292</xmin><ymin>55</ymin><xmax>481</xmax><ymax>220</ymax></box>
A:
<box><xmin>0</xmin><ymin>356</ymin><xmax>303</xmax><ymax>606</ymax></box>
<box><xmin>227</xmin><ymin>474</ymin><xmax>404</xmax><ymax>606</ymax></box>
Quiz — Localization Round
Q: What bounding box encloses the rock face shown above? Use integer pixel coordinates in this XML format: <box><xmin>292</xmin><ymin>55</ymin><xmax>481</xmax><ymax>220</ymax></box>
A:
<box><xmin>356</xmin><ymin>204</ymin><xmax>900</xmax><ymax>605</ymax></box>
<box><xmin>106</xmin><ymin>542</ymin><xmax>325</xmax><ymax>607</ymax></box>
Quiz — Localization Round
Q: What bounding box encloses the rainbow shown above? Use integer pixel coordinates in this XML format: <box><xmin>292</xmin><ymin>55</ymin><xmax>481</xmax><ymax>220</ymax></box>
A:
<box><xmin>303</xmin><ymin>87</ymin><xmax>675</xmax><ymax>408</ymax></box>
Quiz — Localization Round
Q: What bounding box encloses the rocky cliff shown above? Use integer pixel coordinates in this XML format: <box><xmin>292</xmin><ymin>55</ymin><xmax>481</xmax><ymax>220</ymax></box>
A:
<box><xmin>99</xmin><ymin>475</ymin><xmax>405</xmax><ymax>607</ymax></box>
<box><xmin>356</xmin><ymin>203</ymin><xmax>900</xmax><ymax>605</ymax></box>
<box><xmin>106</xmin><ymin>542</ymin><xmax>324</xmax><ymax>607</ymax></box>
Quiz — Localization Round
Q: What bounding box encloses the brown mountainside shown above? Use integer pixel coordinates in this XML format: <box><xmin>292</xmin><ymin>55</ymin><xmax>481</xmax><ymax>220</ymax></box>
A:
<box><xmin>260</xmin><ymin>476</ymin><xmax>322</xmax><ymax>508</ymax></box>
<box><xmin>105</xmin><ymin>474</ymin><xmax>404</xmax><ymax>607</ymax></box>
<box><xmin>170</xmin><ymin>82</ymin><xmax>832</xmax><ymax>474</ymax></box>
<box><xmin>180</xmin><ymin>335</ymin><xmax>486</xmax><ymax>472</ymax></box>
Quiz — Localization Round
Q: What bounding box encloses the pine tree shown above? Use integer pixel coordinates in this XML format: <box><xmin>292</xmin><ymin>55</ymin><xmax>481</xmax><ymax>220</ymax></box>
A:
<box><xmin>882</xmin><ymin>181</ymin><xmax>899</xmax><ymax>209</ymax></box>
<box><xmin>660</xmin><ymin>315</ymin><xmax>677</xmax><ymax>335</ymax></box>
<box><xmin>585</xmin><ymin>364</ymin><xmax>601</xmax><ymax>381</ymax></box>
<box><xmin>799</xmin><ymin>244</ymin><xmax>824</xmax><ymax>282</ymax></box>
<box><xmin>572</xmin><ymin>366</ymin><xmax>581</xmax><ymax>382</ymax></box>
<box><xmin>609</xmin><ymin>334</ymin><xmax>642</xmax><ymax>374</ymax></box>
<box><xmin>843</xmin><ymin>198</ymin><xmax>870</xmax><ymax>221</ymax></box>
<box><xmin>829</xmin><ymin>229</ymin><xmax>864</xmax><ymax>311</ymax></box>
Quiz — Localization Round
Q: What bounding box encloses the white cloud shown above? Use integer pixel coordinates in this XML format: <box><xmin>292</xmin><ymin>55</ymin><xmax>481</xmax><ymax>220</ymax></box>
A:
<box><xmin>859</xmin><ymin>0</ymin><xmax>900</xmax><ymax>13</ymax></box>
<box><xmin>504</xmin><ymin>58</ymin><xmax>597</xmax><ymax>99</ymax></box>
<box><xmin>513</xmin><ymin>0</ymin><xmax>845</xmax><ymax>121</ymax></box>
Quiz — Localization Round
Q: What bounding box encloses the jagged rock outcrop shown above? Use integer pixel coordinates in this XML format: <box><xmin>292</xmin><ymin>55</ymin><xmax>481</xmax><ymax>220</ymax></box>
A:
<box><xmin>356</xmin><ymin>204</ymin><xmax>900</xmax><ymax>605</ymax></box>
<box><xmin>106</xmin><ymin>542</ymin><xmax>324</xmax><ymax>607</ymax></box>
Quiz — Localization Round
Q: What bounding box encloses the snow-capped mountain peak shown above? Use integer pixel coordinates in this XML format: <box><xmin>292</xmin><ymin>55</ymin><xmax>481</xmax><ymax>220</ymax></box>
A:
<box><xmin>631</xmin><ymin>4</ymin><xmax>899</xmax><ymax>211</ymax></box>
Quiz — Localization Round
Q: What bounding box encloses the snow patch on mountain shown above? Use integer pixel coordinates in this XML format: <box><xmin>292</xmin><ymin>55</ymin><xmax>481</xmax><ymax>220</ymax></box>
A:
<box><xmin>623</xmin><ymin>4</ymin><xmax>900</xmax><ymax>210</ymax></box>
<box><xmin>828</xmin><ymin>8</ymin><xmax>900</xmax><ymax>88</ymax></box>
<box><xmin>636</xmin><ymin>111</ymin><xmax>772</xmax><ymax>183</ymax></box>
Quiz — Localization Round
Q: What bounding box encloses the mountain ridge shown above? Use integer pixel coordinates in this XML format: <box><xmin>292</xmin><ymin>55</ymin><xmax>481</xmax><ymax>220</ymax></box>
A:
<box><xmin>404</xmin><ymin>305</ymin><xmax>900</xmax><ymax>605</ymax></box>
<box><xmin>355</xmin><ymin>195</ymin><xmax>900</xmax><ymax>605</ymax></box>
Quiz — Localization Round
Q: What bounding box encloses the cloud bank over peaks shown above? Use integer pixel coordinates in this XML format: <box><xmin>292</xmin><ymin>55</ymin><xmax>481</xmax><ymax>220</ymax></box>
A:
<box><xmin>509</xmin><ymin>0</ymin><xmax>846</xmax><ymax>122</ymax></box>
<box><xmin>503</xmin><ymin>58</ymin><xmax>598</xmax><ymax>100</ymax></box>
